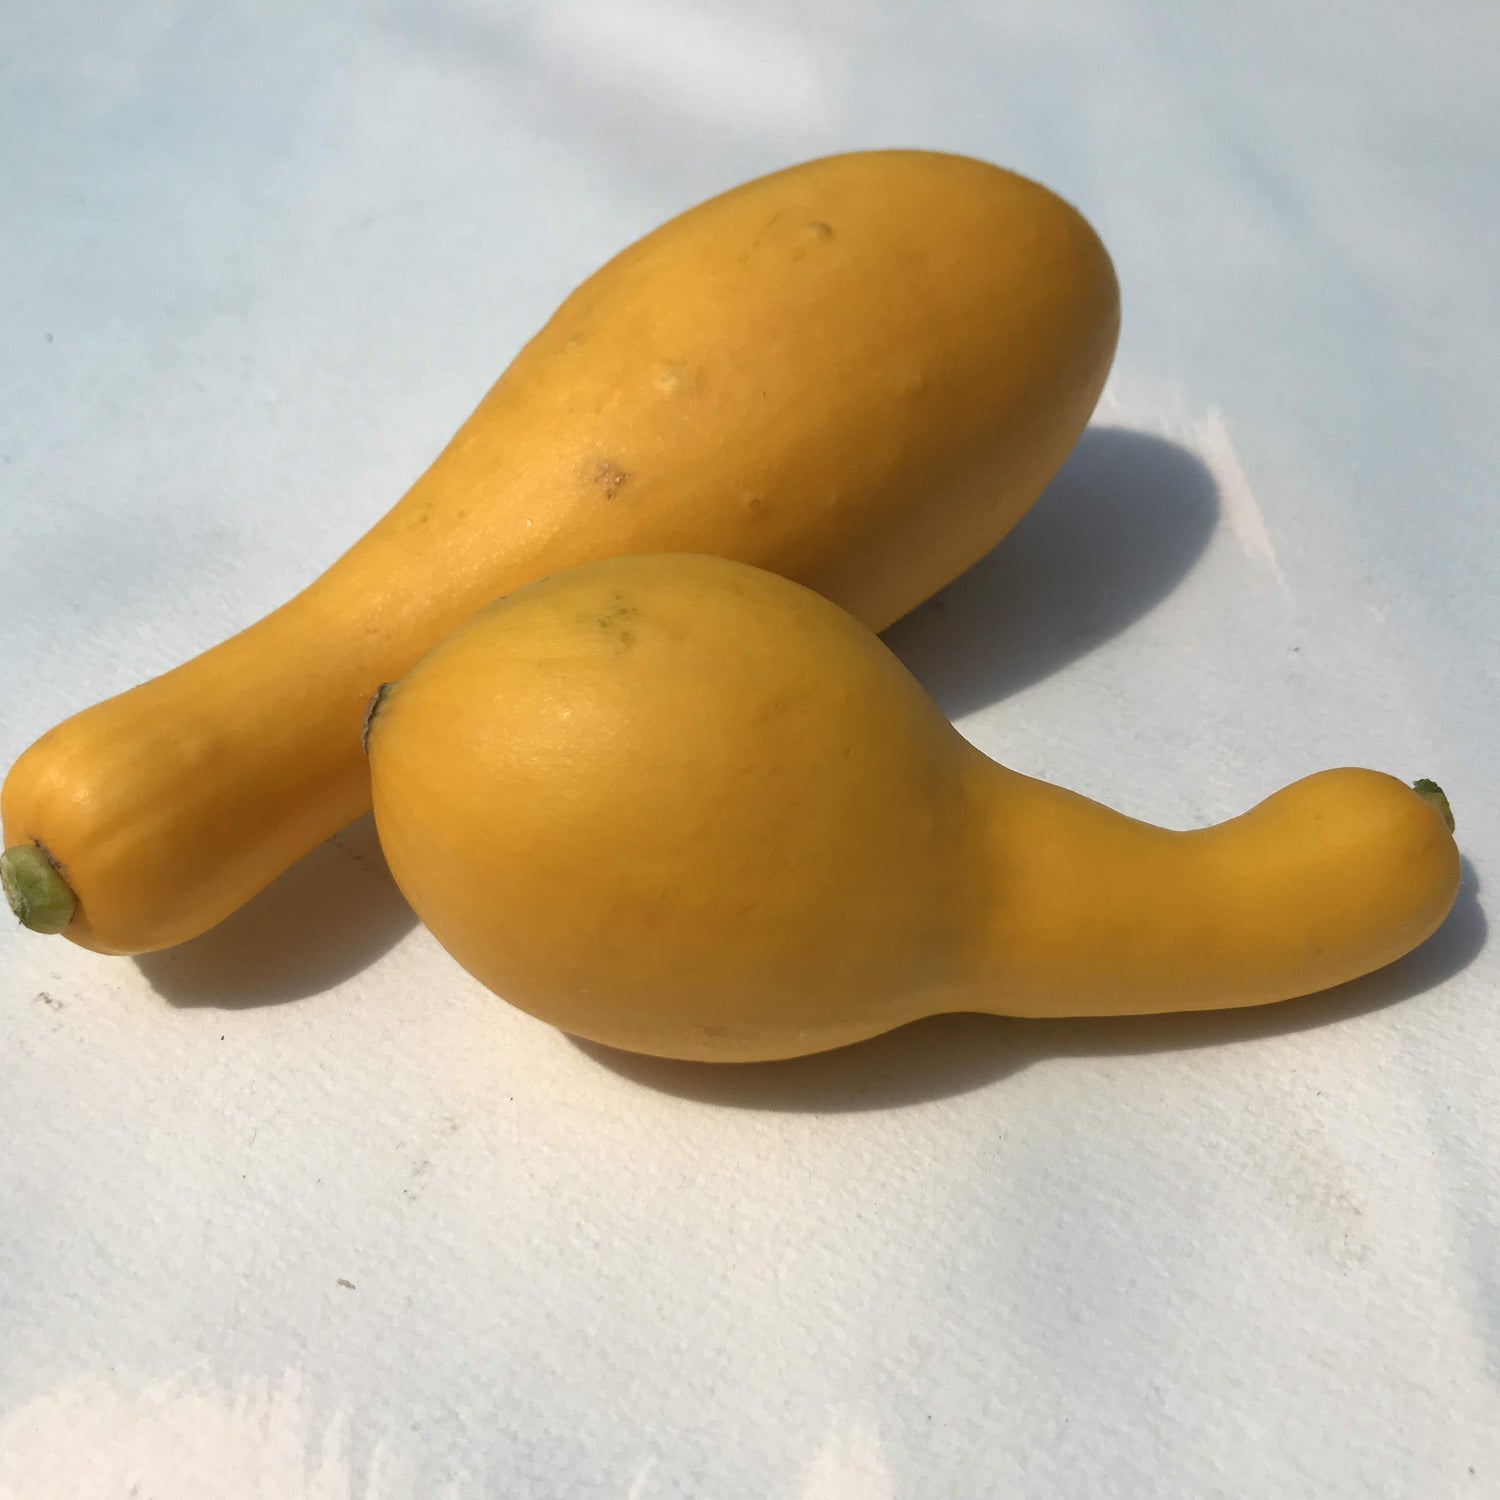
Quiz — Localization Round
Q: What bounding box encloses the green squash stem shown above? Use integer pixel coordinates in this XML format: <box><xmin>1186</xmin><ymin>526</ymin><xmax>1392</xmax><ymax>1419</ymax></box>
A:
<box><xmin>1412</xmin><ymin>778</ymin><xmax>1456</xmax><ymax>834</ymax></box>
<box><xmin>1</xmin><ymin>844</ymin><xmax>77</xmax><ymax>935</ymax></box>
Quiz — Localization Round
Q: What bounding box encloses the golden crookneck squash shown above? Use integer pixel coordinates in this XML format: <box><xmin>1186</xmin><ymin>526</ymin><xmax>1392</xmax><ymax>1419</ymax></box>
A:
<box><xmin>365</xmin><ymin>554</ymin><xmax>1460</xmax><ymax>1065</ymax></box>
<box><xmin>1</xmin><ymin>150</ymin><xmax>1120</xmax><ymax>954</ymax></box>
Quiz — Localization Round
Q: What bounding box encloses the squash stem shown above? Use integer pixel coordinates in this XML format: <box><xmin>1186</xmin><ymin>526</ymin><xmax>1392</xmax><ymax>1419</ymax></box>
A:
<box><xmin>1</xmin><ymin>844</ymin><xmax>77</xmax><ymax>935</ymax></box>
<box><xmin>1412</xmin><ymin>778</ymin><xmax>1456</xmax><ymax>834</ymax></box>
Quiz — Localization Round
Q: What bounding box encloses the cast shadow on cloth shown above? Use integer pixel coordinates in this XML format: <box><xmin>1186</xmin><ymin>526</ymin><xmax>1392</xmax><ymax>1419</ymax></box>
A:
<box><xmin>138</xmin><ymin>814</ymin><xmax>416</xmax><ymax>1008</ymax></box>
<box><xmin>884</xmin><ymin>425</ymin><xmax>1220</xmax><ymax>716</ymax></box>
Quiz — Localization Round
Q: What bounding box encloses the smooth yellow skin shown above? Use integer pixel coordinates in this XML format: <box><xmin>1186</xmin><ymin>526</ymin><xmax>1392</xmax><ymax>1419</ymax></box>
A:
<box><xmin>368</xmin><ymin>555</ymin><xmax>1462</xmax><ymax>1064</ymax></box>
<box><xmin>2</xmin><ymin>149</ymin><xmax>1118</xmax><ymax>953</ymax></box>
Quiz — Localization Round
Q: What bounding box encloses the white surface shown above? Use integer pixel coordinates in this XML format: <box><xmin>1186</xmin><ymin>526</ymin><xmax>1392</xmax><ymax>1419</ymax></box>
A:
<box><xmin>2</xmin><ymin>2</ymin><xmax>1497</xmax><ymax>1496</ymax></box>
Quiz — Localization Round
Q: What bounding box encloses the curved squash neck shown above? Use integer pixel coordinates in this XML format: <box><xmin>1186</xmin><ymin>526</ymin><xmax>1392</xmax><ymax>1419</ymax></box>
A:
<box><xmin>960</xmin><ymin>765</ymin><xmax>1458</xmax><ymax>1020</ymax></box>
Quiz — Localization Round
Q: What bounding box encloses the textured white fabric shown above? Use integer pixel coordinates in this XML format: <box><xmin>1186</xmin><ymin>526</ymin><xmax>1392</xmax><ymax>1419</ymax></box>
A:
<box><xmin>2</xmin><ymin>3</ymin><xmax>1496</xmax><ymax>1495</ymax></box>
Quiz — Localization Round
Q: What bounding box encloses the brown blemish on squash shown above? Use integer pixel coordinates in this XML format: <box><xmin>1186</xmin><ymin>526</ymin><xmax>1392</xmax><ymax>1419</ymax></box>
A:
<box><xmin>586</xmin><ymin>590</ymin><xmax>641</xmax><ymax>651</ymax></box>
<box><xmin>593</xmin><ymin>459</ymin><xmax>629</xmax><ymax>499</ymax></box>
<box><xmin>789</xmin><ymin>218</ymin><xmax>836</xmax><ymax>262</ymax></box>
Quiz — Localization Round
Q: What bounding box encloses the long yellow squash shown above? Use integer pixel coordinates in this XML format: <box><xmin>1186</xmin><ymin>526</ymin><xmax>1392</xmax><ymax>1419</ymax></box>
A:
<box><xmin>2</xmin><ymin>150</ymin><xmax>1119</xmax><ymax>953</ymax></box>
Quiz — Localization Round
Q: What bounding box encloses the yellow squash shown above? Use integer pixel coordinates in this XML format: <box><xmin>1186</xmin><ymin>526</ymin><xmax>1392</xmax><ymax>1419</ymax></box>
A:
<box><xmin>366</xmin><ymin>554</ymin><xmax>1460</xmax><ymax>1063</ymax></box>
<box><xmin>2</xmin><ymin>150</ymin><xmax>1119</xmax><ymax>954</ymax></box>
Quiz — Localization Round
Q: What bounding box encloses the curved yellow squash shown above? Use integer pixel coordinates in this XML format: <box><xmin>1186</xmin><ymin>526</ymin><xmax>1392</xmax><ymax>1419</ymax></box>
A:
<box><xmin>2</xmin><ymin>150</ymin><xmax>1119</xmax><ymax>954</ymax></box>
<box><xmin>367</xmin><ymin>555</ymin><xmax>1460</xmax><ymax>1063</ymax></box>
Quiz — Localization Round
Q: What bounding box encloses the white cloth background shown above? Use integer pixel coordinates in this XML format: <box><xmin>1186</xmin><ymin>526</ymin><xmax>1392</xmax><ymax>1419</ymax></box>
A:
<box><xmin>2</xmin><ymin>2</ymin><xmax>1496</xmax><ymax>1496</ymax></box>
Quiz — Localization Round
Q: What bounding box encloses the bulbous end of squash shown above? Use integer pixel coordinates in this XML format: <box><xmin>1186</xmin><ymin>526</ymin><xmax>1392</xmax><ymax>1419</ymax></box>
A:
<box><xmin>1</xmin><ymin>844</ymin><xmax>76</xmax><ymax>935</ymax></box>
<box><xmin>1412</xmin><ymin>778</ymin><xmax>1455</xmax><ymax>833</ymax></box>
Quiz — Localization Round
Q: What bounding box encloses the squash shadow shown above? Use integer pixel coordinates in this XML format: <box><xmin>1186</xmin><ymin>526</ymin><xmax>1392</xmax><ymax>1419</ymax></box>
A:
<box><xmin>884</xmin><ymin>425</ymin><xmax>1220</xmax><ymax>716</ymax></box>
<box><xmin>573</xmin><ymin>858</ymin><xmax>1486</xmax><ymax>1112</ymax></box>
<box><xmin>137</xmin><ymin>814</ymin><xmax>417</xmax><ymax>1008</ymax></box>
